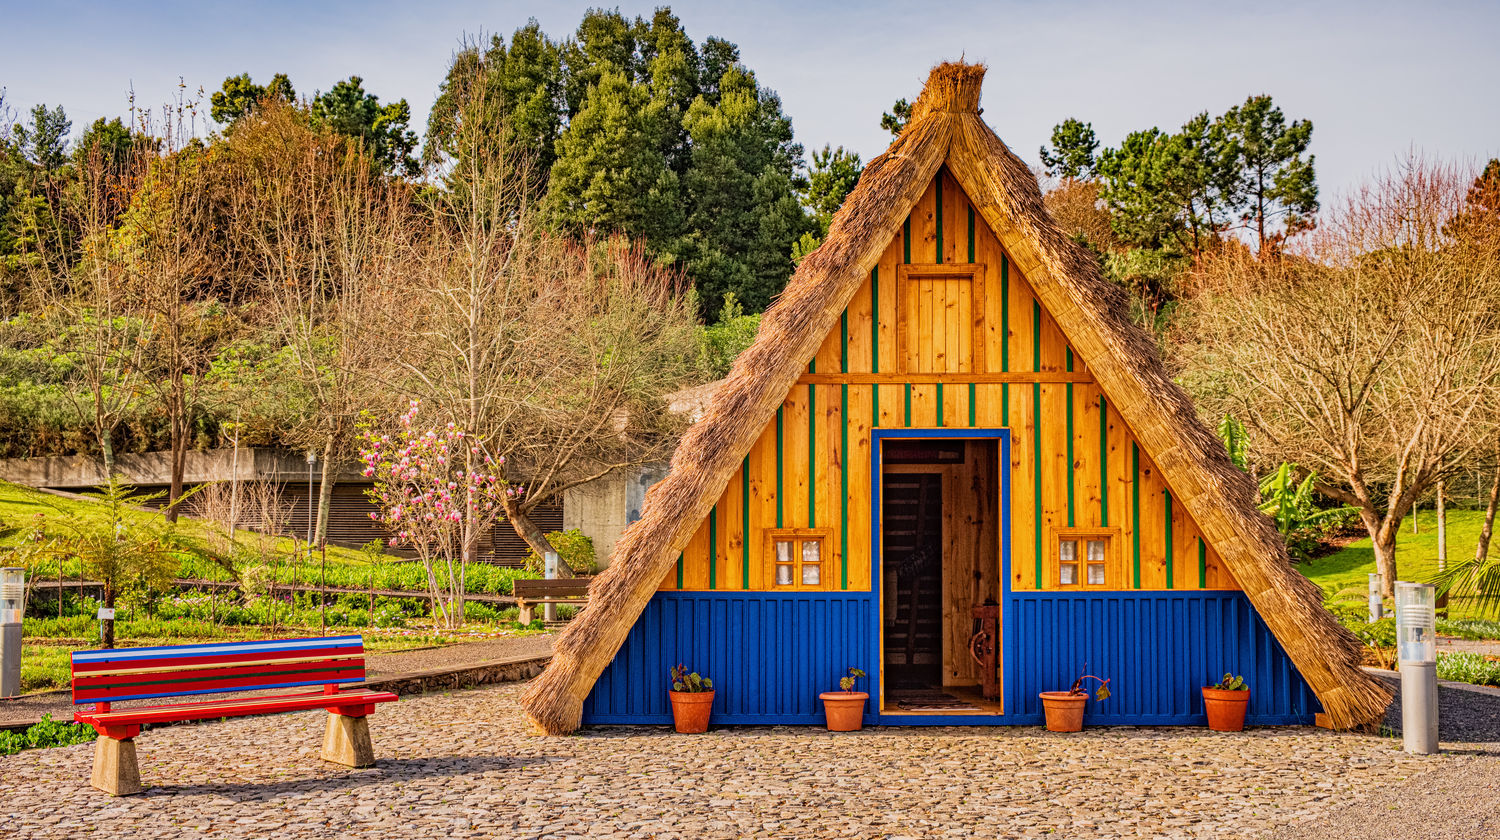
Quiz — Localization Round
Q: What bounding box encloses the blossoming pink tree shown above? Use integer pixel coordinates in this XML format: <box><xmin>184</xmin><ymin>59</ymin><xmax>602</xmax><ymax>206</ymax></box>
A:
<box><xmin>360</xmin><ymin>401</ymin><xmax>519</xmax><ymax>630</ymax></box>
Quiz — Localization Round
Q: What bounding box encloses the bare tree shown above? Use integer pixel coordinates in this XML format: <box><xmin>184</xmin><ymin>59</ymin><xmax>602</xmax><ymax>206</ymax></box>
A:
<box><xmin>384</xmin><ymin>61</ymin><xmax>699</xmax><ymax>572</ymax></box>
<box><xmin>225</xmin><ymin>99</ymin><xmax>411</xmax><ymax>544</ymax></box>
<box><xmin>1180</xmin><ymin>155</ymin><xmax>1500</xmax><ymax>597</ymax></box>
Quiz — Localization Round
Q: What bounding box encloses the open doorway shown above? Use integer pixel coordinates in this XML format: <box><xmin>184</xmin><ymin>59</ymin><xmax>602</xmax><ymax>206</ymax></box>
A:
<box><xmin>880</xmin><ymin>438</ymin><xmax>1002</xmax><ymax>714</ymax></box>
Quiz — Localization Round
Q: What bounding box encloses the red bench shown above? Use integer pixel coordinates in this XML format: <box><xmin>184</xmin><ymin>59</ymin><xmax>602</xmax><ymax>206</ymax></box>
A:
<box><xmin>72</xmin><ymin>635</ymin><xmax>397</xmax><ymax>795</ymax></box>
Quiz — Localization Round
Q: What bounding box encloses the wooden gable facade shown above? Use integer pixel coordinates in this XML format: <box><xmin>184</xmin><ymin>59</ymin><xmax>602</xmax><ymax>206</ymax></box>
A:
<box><xmin>660</xmin><ymin>168</ymin><xmax>1237</xmax><ymax>597</ymax></box>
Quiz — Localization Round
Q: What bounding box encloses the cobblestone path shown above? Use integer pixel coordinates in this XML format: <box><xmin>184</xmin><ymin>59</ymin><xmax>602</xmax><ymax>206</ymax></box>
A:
<box><xmin>0</xmin><ymin>681</ymin><xmax>1459</xmax><ymax>839</ymax></box>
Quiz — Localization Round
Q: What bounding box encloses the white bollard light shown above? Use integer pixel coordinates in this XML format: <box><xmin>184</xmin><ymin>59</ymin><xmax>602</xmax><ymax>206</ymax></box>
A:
<box><xmin>1368</xmin><ymin>573</ymin><xmax>1384</xmax><ymax>621</ymax></box>
<box><xmin>1396</xmin><ymin>581</ymin><xmax>1438</xmax><ymax>754</ymax></box>
<box><xmin>543</xmin><ymin>551</ymin><xmax>559</xmax><ymax>623</ymax></box>
<box><xmin>0</xmin><ymin>567</ymin><xmax>25</xmax><ymax>698</ymax></box>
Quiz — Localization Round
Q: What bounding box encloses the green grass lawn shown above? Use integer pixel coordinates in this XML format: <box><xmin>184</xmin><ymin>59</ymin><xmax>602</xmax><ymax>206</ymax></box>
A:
<box><xmin>1299</xmin><ymin>507</ymin><xmax>1495</xmax><ymax>618</ymax></box>
<box><xmin>0</xmin><ymin>480</ymin><xmax>535</xmax><ymax>595</ymax></box>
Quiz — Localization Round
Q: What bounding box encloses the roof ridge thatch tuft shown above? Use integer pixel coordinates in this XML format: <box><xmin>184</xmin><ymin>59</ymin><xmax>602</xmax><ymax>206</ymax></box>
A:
<box><xmin>520</xmin><ymin>60</ymin><xmax>1391</xmax><ymax>736</ymax></box>
<box><xmin>907</xmin><ymin>61</ymin><xmax>986</xmax><ymax>124</ymax></box>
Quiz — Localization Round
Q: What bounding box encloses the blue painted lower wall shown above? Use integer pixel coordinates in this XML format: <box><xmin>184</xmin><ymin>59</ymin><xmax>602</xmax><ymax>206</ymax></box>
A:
<box><xmin>582</xmin><ymin>590</ymin><xmax>1319</xmax><ymax>727</ymax></box>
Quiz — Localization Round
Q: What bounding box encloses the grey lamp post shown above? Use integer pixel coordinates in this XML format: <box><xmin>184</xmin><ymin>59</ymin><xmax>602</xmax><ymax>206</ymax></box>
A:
<box><xmin>1</xmin><ymin>567</ymin><xmax>25</xmax><ymax>698</ymax></box>
<box><xmin>305</xmin><ymin>450</ymin><xmax>317</xmax><ymax>554</ymax></box>
<box><xmin>1396</xmin><ymin>581</ymin><xmax>1438</xmax><ymax>754</ymax></box>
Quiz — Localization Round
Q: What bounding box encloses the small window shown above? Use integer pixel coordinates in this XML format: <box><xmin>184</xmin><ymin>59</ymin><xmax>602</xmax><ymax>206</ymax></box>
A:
<box><xmin>767</xmin><ymin>530</ymin><xmax>828</xmax><ymax>589</ymax></box>
<box><xmin>1052</xmin><ymin>529</ymin><xmax>1117</xmax><ymax>589</ymax></box>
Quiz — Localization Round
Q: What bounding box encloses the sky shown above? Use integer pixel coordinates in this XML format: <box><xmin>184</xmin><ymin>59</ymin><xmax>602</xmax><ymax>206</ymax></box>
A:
<box><xmin>3</xmin><ymin>0</ymin><xmax>1498</xmax><ymax>203</ymax></box>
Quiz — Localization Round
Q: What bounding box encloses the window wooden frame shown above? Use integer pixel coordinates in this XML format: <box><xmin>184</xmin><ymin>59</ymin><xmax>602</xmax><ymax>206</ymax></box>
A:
<box><xmin>1045</xmin><ymin>526</ymin><xmax>1121</xmax><ymax>591</ymax></box>
<box><xmin>894</xmin><ymin>263</ymin><xmax>986</xmax><ymax>374</ymax></box>
<box><xmin>764</xmin><ymin>528</ymin><xmax>833</xmax><ymax>590</ymax></box>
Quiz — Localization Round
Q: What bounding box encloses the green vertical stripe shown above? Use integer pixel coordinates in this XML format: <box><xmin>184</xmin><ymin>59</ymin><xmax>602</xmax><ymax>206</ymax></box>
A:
<box><xmin>1001</xmin><ymin>256</ymin><xmax>1010</xmax><ymax>372</ymax></box>
<box><xmin>809</xmin><ymin>356</ymin><xmax>815</xmax><ymax>374</ymax></box>
<box><xmin>1034</xmin><ymin>381</ymin><xmax>1043</xmax><ymax>588</ymax></box>
<box><xmin>904</xmin><ymin>384</ymin><xmax>912</xmax><ymax>427</ymax></box>
<box><xmin>708</xmin><ymin>508</ymin><xmax>718</xmax><ymax>589</ymax></box>
<box><xmin>676</xmin><ymin>553</ymin><xmax>683</xmax><ymax>589</ymax></box>
<box><xmin>1066</xmin><ymin>347</ymin><xmax>1074</xmax><ymax>372</ymax></box>
<box><xmin>935</xmin><ymin>174</ymin><xmax>943</xmax><ymax>263</ymax></box>
<box><xmin>840</xmin><ymin>384</ymin><xmax>849</xmax><ymax>590</ymax></box>
<box><xmin>967</xmin><ymin>206</ymin><xmax>975</xmax><ymax>262</ymax></box>
<box><xmin>1066</xmin><ymin>382</ymin><xmax>1075</xmax><ymax>528</ymax></box>
<box><xmin>1002</xmin><ymin>383</ymin><xmax>1009</xmax><ymax>427</ymax></box>
<box><xmin>1032</xmin><ymin>300</ymin><xmax>1042</xmax><ymax>372</ymax></box>
<box><xmin>903</xmin><ymin>217</ymin><xmax>911</xmax><ymax>264</ymax></box>
<box><xmin>840</xmin><ymin>310</ymin><xmax>848</xmax><ymax>373</ymax></box>
<box><xmin>1164</xmin><ymin>490</ymin><xmax>1174</xmax><ymax>590</ymax></box>
<box><xmin>936</xmin><ymin>383</ymin><xmax>945</xmax><ymax>426</ymax></box>
<box><xmin>1099</xmin><ymin>396</ymin><xmax>1109</xmax><ymax>526</ymax></box>
<box><xmin>968</xmin><ymin>383</ymin><xmax>976</xmax><ymax>427</ymax></box>
<box><xmin>741</xmin><ymin>458</ymin><xmax>750</xmax><ymax>590</ymax></box>
<box><xmin>871</xmin><ymin>268</ymin><xmax>879</xmax><ymax>374</ymax></box>
<box><xmin>1198</xmin><ymin>538</ymin><xmax>1207</xmax><ymax>589</ymax></box>
<box><xmin>776</xmin><ymin>408</ymin><xmax>784</xmax><ymax>528</ymax></box>
<box><xmin>808</xmin><ymin>384</ymin><xmax>816</xmax><ymax>528</ymax></box>
<box><xmin>1132</xmin><ymin>443</ymin><xmax>1141</xmax><ymax>589</ymax></box>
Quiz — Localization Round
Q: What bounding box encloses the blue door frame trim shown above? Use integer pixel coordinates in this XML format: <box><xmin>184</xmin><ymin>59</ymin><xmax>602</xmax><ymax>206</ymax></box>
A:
<box><xmin>870</xmin><ymin>427</ymin><xmax>1011</xmax><ymax>724</ymax></box>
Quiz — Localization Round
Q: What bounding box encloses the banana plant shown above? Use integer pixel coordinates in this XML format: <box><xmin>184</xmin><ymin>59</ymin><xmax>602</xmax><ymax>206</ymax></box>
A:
<box><xmin>1258</xmin><ymin>462</ymin><xmax>1356</xmax><ymax>540</ymax></box>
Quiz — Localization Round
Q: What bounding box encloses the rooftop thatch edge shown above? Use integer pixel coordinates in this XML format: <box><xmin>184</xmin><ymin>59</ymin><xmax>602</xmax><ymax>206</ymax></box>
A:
<box><xmin>520</xmin><ymin>61</ymin><xmax>1391</xmax><ymax>734</ymax></box>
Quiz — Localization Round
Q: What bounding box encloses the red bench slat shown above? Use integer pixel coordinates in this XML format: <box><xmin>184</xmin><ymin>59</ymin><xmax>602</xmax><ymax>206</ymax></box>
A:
<box><xmin>74</xmin><ymin>688</ymin><xmax>399</xmax><ymax>728</ymax></box>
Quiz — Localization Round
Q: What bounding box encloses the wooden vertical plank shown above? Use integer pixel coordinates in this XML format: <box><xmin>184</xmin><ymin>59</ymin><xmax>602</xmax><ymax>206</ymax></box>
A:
<box><xmin>784</xmin><ymin>392</ymin><xmax>810</xmax><ymax>530</ymax></box>
<box><xmin>1075</xmin><ymin>384</ymin><xmax>1101</xmax><ymax>529</ymax></box>
<box><xmin>878</xmin><ymin>233</ymin><xmax>900</xmax><ymax>377</ymax></box>
<box><xmin>683</xmin><ymin>515</ymin><xmax>711</xmax><ymax>590</ymax></box>
<box><xmin>1041</xmin><ymin>383</ymin><xmax>1069</xmax><ymax>589</ymax></box>
<box><xmin>848</xmin><ymin>384</ymin><xmax>873</xmax><ymax>590</ymax></box>
<box><xmin>942</xmin><ymin>375</ymin><xmax>962</xmax><ymax>429</ymax></box>
<box><xmin>726</xmin><ymin>465</ymin><xmax>745</xmax><ymax>591</ymax></box>
<box><xmin>1009</xmin><ymin>384</ymin><xmax>1036</xmax><ymax>591</ymax></box>
<box><xmin>945</xmin><ymin>279</ymin><xmax>963</xmax><ymax>372</ymax></box>
<box><xmin>848</xmin><ymin>272</ymin><xmax>873</xmax><ymax>374</ymax></box>
<box><xmin>748</xmin><ymin>424</ymin><xmax>769</xmax><ymax>591</ymax></box>
<box><xmin>911</xmin><ymin>384</ymin><xmax>938</xmax><ymax>428</ymax></box>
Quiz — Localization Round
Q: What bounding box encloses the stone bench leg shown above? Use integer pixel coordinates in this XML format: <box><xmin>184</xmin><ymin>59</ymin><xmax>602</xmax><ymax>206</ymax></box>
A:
<box><xmin>517</xmin><ymin>601</ymin><xmax>534</xmax><ymax>625</ymax></box>
<box><xmin>322</xmin><ymin>713</ymin><xmax>375</xmax><ymax>768</ymax></box>
<box><xmin>91</xmin><ymin>736</ymin><xmax>143</xmax><ymax>796</ymax></box>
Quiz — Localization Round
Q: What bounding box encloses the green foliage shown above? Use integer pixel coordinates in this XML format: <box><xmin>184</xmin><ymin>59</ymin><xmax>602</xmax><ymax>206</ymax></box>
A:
<box><xmin>880</xmin><ymin>98</ymin><xmax>911</xmax><ymax>138</ymax></box>
<box><xmin>1436</xmin><ymin>651</ymin><xmax>1500</xmax><ymax>687</ymax></box>
<box><xmin>210</xmin><ymin>72</ymin><xmax>296</xmax><ymax>124</ymax></box>
<box><xmin>697</xmin><ymin>293</ymin><xmax>761</xmax><ymax>378</ymax></box>
<box><xmin>1436</xmin><ymin>618</ymin><xmax>1500</xmax><ymax>641</ymax></box>
<box><xmin>312</xmin><ymin>76</ymin><xmax>419</xmax><ymax>176</ymax></box>
<box><xmin>1040</xmin><ymin>118</ymin><xmax>1098</xmax><ymax>180</ymax></box>
<box><xmin>802</xmin><ymin>144</ymin><xmax>862</xmax><ymax>235</ymax></box>
<box><xmin>1218</xmin><ymin>414</ymin><xmax>1248</xmax><ymax>471</ymax></box>
<box><xmin>1216</xmin><ymin>94</ymin><xmax>1318</xmax><ymax>250</ymax></box>
<box><xmin>12</xmin><ymin>104</ymin><xmax>71</xmax><ymax>171</ymax></box>
<box><xmin>1433</xmin><ymin>547</ymin><xmax>1500</xmax><ymax>620</ymax></box>
<box><xmin>1210</xmin><ymin>673</ymin><xmax>1247</xmax><ymax>691</ymax></box>
<box><xmin>0</xmin><ymin>714</ymin><xmax>96</xmax><ymax>756</ymax></box>
<box><xmin>524</xmin><ymin>528</ymin><xmax>598</xmax><ymax>575</ymax></box>
<box><xmin>838</xmin><ymin>666</ymin><xmax>866</xmax><ymax>692</ymax></box>
<box><xmin>670</xmin><ymin>662</ymin><xmax>712</xmax><ymax>692</ymax></box>
<box><xmin>1340</xmin><ymin>616</ymin><xmax>1396</xmax><ymax>650</ymax></box>
<box><xmin>1257</xmin><ymin>463</ymin><xmax>1356</xmax><ymax>561</ymax></box>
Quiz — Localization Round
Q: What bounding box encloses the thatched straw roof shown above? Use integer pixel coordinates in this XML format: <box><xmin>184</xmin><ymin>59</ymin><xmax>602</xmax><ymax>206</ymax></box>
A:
<box><xmin>521</xmin><ymin>61</ymin><xmax>1391</xmax><ymax>734</ymax></box>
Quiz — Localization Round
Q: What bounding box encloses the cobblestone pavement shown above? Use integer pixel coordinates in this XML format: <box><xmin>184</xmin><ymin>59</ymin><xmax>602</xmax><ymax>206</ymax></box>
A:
<box><xmin>0</xmin><ymin>681</ymin><xmax>1472</xmax><ymax>840</ymax></box>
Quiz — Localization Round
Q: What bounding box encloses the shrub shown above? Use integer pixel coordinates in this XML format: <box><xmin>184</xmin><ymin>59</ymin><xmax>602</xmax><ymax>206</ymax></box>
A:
<box><xmin>1436</xmin><ymin>618</ymin><xmax>1500</xmax><ymax>641</ymax></box>
<box><xmin>0</xmin><ymin>714</ymin><xmax>97</xmax><ymax>756</ymax></box>
<box><xmin>524</xmin><ymin>529</ymin><xmax>598</xmax><ymax>576</ymax></box>
<box><xmin>1436</xmin><ymin>652</ymin><xmax>1500</xmax><ymax>687</ymax></box>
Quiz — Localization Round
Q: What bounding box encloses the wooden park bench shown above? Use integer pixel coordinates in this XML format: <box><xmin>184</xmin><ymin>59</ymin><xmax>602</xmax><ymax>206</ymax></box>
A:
<box><xmin>513</xmin><ymin>577</ymin><xmax>592</xmax><ymax>625</ymax></box>
<box><xmin>71</xmin><ymin>635</ymin><xmax>397</xmax><ymax>795</ymax></box>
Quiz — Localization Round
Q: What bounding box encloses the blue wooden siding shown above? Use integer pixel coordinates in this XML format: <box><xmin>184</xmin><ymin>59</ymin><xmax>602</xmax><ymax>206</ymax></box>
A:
<box><xmin>582</xmin><ymin>590</ymin><xmax>1318</xmax><ymax>726</ymax></box>
<box><xmin>583</xmin><ymin>591</ymin><xmax>875</xmax><ymax>725</ymax></box>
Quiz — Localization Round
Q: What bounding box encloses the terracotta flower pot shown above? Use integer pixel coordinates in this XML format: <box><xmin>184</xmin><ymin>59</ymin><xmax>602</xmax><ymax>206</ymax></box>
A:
<box><xmin>668</xmin><ymin>690</ymin><xmax>715</xmax><ymax>733</ymax></box>
<box><xmin>1202</xmin><ymin>687</ymin><xmax>1249</xmax><ymax>732</ymax></box>
<box><xmin>819</xmin><ymin>691</ymin><xmax>869</xmax><ymax>731</ymax></box>
<box><xmin>1038</xmin><ymin>691</ymin><xmax>1088</xmax><ymax>732</ymax></box>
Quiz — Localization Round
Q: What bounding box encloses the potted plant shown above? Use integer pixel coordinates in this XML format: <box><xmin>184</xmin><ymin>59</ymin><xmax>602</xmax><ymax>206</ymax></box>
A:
<box><xmin>819</xmin><ymin>667</ymin><xmax>868</xmax><ymax>731</ymax></box>
<box><xmin>1038</xmin><ymin>667</ymin><xmax>1111</xmax><ymax>732</ymax></box>
<box><xmin>667</xmin><ymin>663</ymin><xmax>715</xmax><ymax>734</ymax></box>
<box><xmin>1202</xmin><ymin>673</ymin><xmax>1249</xmax><ymax>732</ymax></box>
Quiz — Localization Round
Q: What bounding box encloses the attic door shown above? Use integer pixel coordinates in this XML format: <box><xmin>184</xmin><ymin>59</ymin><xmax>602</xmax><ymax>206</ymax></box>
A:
<box><xmin>897</xmin><ymin>264</ymin><xmax>986</xmax><ymax>373</ymax></box>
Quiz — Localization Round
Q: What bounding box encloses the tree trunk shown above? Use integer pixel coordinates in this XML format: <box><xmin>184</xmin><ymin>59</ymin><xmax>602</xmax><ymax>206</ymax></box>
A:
<box><xmin>499</xmin><ymin>493</ymin><xmax>574</xmax><ymax>577</ymax></box>
<box><xmin>316</xmin><ymin>440</ymin><xmax>336</xmax><ymax>547</ymax></box>
<box><xmin>99</xmin><ymin>431</ymin><xmax>116</xmax><ymax>479</ymax></box>
<box><xmin>1437</xmin><ymin>479</ymin><xmax>1448</xmax><ymax>610</ymax></box>
<box><xmin>1373</xmin><ymin>520</ymin><xmax>1400</xmax><ymax>600</ymax></box>
<box><xmin>1477</xmin><ymin>457</ymin><xmax>1500</xmax><ymax>564</ymax></box>
<box><xmin>165</xmin><ymin>383</ymin><xmax>186</xmax><ymax>524</ymax></box>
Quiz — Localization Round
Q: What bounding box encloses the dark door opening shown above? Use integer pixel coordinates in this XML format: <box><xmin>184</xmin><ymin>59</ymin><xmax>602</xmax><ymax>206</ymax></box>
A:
<box><xmin>880</xmin><ymin>438</ymin><xmax>1003</xmax><ymax>714</ymax></box>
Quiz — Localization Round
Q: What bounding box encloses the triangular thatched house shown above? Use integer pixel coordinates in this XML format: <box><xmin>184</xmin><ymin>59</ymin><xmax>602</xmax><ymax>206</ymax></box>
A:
<box><xmin>522</xmin><ymin>62</ymin><xmax>1390</xmax><ymax>734</ymax></box>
